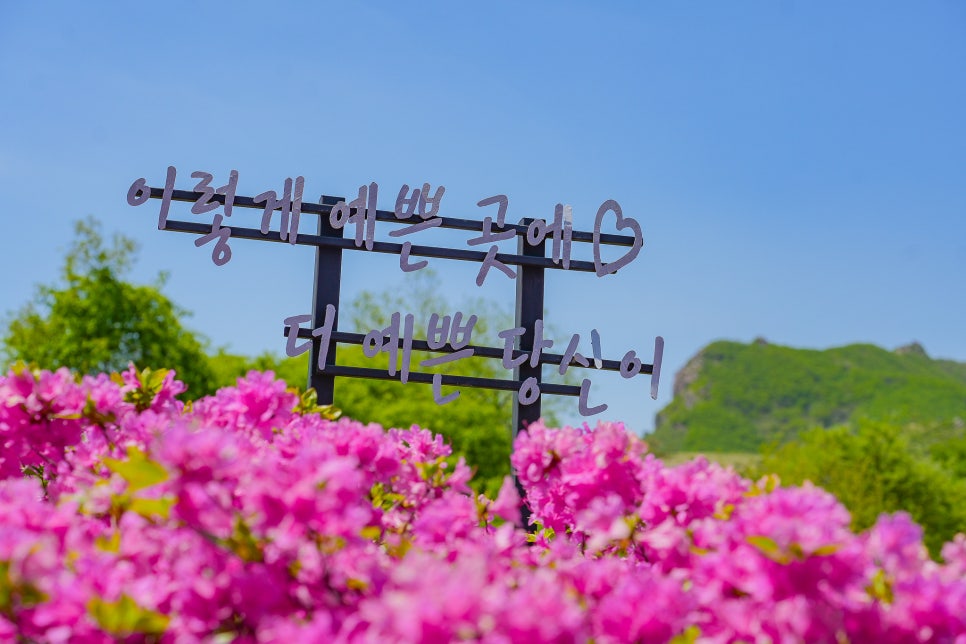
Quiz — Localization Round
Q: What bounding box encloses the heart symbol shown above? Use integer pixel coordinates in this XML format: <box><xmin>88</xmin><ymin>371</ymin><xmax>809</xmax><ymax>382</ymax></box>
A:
<box><xmin>593</xmin><ymin>199</ymin><xmax>643</xmax><ymax>276</ymax></box>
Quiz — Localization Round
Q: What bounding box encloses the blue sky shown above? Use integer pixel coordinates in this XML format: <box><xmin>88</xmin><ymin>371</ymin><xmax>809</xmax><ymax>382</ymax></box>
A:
<box><xmin>1</xmin><ymin>1</ymin><xmax>964</xmax><ymax>434</ymax></box>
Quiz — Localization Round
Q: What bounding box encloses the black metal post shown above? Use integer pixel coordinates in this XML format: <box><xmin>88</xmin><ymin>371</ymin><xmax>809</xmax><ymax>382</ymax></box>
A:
<box><xmin>309</xmin><ymin>196</ymin><xmax>345</xmax><ymax>403</ymax></box>
<box><xmin>513</xmin><ymin>219</ymin><xmax>546</xmax><ymax>529</ymax></box>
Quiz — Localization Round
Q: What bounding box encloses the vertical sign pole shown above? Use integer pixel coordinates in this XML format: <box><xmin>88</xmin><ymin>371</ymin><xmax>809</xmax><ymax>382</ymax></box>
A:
<box><xmin>513</xmin><ymin>219</ymin><xmax>546</xmax><ymax>528</ymax></box>
<box><xmin>309</xmin><ymin>196</ymin><xmax>345</xmax><ymax>403</ymax></box>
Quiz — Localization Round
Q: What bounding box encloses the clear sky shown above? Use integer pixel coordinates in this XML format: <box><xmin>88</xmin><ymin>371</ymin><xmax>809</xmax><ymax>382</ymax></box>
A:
<box><xmin>1</xmin><ymin>1</ymin><xmax>964</xmax><ymax>434</ymax></box>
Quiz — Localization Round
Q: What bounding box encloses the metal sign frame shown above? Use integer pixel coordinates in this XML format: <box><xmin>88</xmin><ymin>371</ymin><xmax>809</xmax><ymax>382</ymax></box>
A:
<box><xmin>130</xmin><ymin>173</ymin><xmax>664</xmax><ymax>524</ymax></box>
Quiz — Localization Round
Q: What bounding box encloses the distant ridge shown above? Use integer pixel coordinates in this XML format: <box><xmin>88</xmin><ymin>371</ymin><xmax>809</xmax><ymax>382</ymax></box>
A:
<box><xmin>649</xmin><ymin>340</ymin><xmax>966</xmax><ymax>454</ymax></box>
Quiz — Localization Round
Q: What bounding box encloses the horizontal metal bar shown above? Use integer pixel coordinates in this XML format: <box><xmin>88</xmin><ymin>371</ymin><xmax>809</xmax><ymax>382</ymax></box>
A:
<box><xmin>162</xmin><ymin>219</ymin><xmax>600</xmax><ymax>272</ymax></box>
<box><xmin>285</xmin><ymin>327</ymin><xmax>653</xmax><ymax>374</ymax></box>
<box><xmin>148</xmin><ymin>187</ymin><xmax>638</xmax><ymax>247</ymax></box>
<box><xmin>321</xmin><ymin>365</ymin><xmax>583</xmax><ymax>396</ymax></box>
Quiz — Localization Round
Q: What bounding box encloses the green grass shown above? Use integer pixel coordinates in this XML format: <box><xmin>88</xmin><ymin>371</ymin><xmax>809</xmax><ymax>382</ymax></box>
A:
<box><xmin>660</xmin><ymin>451</ymin><xmax>762</xmax><ymax>474</ymax></box>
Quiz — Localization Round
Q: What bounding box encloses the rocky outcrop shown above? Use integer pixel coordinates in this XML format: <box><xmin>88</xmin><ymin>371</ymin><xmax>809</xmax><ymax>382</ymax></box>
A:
<box><xmin>895</xmin><ymin>342</ymin><xmax>928</xmax><ymax>358</ymax></box>
<box><xmin>673</xmin><ymin>350</ymin><xmax>705</xmax><ymax>410</ymax></box>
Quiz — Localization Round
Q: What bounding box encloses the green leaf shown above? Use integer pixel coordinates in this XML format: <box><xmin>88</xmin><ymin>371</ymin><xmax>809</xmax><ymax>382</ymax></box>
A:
<box><xmin>670</xmin><ymin>625</ymin><xmax>701</xmax><ymax>644</ymax></box>
<box><xmin>713</xmin><ymin>503</ymin><xmax>735</xmax><ymax>520</ymax></box>
<box><xmin>369</xmin><ymin>482</ymin><xmax>384</xmax><ymax>509</ymax></box>
<box><xmin>346</xmin><ymin>578</ymin><xmax>368</xmax><ymax>591</ymax></box>
<box><xmin>0</xmin><ymin>561</ymin><xmax>49</xmax><ymax>614</ymax></box>
<box><xmin>360</xmin><ymin>525</ymin><xmax>381</xmax><ymax>540</ymax></box>
<box><xmin>147</xmin><ymin>367</ymin><xmax>168</xmax><ymax>391</ymax></box>
<box><xmin>87</xmin><ymin>593</ymin><xmax>170</xmax><ymax>636</ymax></box>
<box><xmin>812</xmin><ymin>543</ymin><xmax>840</xmax><ymax>556</ymax></box>
<box><xmin>746</xmin><ymin>474</ymin><xmax>780</xmax><ymax>497</ymax></box>
<box><xmin>103</xmin><ymin>446</ymin><xmax>168</xmax><ymax>493</ymax></box>
<box><xmin>867</xmin><ymin>568</ymin><xmax>894</xmax><ymax>604</ymax></box>
<box><xmin>526</xmin><ymin>525</ymin><xmax>555</xmax><ymax>543</ymax></box>
<box><xmin>291</xmin><ymin>387</ymin><xmax>342</xmax><ymax>419</ymax></box>
<box><xmin>95</xmin><ymin>531</ymin><xmax>122</xmax><ymax>553</ymax></box>
<box><xmin>124</xmin><ymin>367</ymin><xmax>171</xmax><ymax>411</ymax></box>
<box><xmin>128</xmin><ymin>496</ymin><xmax>175</xmax><ymax>520</ymax></box>
<box><xmin>82</xmin><ymin>395</ymin><xmax>116</xmax><ymax>426</ymax></box>
<box><xmin>223</xmin><ymin>516</ymin><xmax>263</xmax><ymax>563</ymax></box>
<box><xmin>746</xmin><ymin>535</ymin><xmax>782</xmax><ymax>560</ymax></box>
<box><xmin>10</xmin><ymin>361</ymin><xmax>31</xmax><ymax>377</ymax></box>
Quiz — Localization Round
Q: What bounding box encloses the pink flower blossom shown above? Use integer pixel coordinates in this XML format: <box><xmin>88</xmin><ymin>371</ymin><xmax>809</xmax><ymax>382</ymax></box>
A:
<box><xmin>1</xmin><ymin>365</ymin><xmax>965</xmax><ymax>642</ymax></box>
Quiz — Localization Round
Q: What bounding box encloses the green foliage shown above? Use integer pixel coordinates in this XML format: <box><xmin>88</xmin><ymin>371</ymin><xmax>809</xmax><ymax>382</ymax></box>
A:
<box><xmin>102</xmin><ymin>446</ymin><xmax>170</xmax><ymax>493</ymax></box>
<box><xmin>291</xmin><ymin>386</ymin><xmax>342</xmax><ymax>420</ymax></box>
<box><xmin>651</xmin><ymin>340</ymin><xmax>966</xmax><ymax>454</ymax></box>
<box><xmin>660</xmin><ymin>451</ymin><xmax>761</xmax><ymax>474</ymax></box>
<box><xmin>929</xmin><ymin>431</ymin><xmax>966</xmax><ymax>479</ymax></box>
<box><xmin>754</xmin><ymin>421</ymin><xmax>966</xmax><ymax>557</ymax></box>
<box><xmin>86</xmin><ymin>593</ymin><xmax>169</xmax><ymax>637</ymax></box>
<box><xmin>119</xmin><ymin>366</ymin><xmax>172</xmax><ymax>412</ymax></box>
<box><xmin>0</xmin><ymin>561</ymin><xmax>48</xmax><ymax>618</ymax></box>
<box><xmin>103</xmin><ymin>446</ymin><xmax>176</xmax><ymax>522</ymax></box>
<box><xmin>1</xmin><ymin>219</ymin><xmax>217</xmax><ymax>397</ymax></box>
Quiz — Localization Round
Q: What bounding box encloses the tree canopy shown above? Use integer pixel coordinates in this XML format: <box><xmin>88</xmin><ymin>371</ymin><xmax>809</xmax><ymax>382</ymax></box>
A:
<box><xmin>755</xmin><ymin>420</ymin><xmax>966</xmax><ymax>557</ymax></box>
<box><xmin>2</xmin><ymin>218</ymin><xmax>217</xmax><ymax>396</ymax></box>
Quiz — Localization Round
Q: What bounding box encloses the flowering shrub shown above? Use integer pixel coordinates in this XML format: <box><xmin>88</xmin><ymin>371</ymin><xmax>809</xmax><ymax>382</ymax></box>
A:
<box><xmin>1</xmin><ymin>364</ymin><xmax>965</xmax><ymax>642</ymax></box>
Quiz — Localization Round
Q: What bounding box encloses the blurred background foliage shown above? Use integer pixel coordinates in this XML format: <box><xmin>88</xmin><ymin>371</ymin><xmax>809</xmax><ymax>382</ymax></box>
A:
<box><xmin>749</xmin><ymin>420</ymin><xmax>966</xmax><ymax>557</ymax></box>
<box><xmin>2</xmin><ymin>219</ymin><xmax>216</xmax><ymax>396</ymax></box>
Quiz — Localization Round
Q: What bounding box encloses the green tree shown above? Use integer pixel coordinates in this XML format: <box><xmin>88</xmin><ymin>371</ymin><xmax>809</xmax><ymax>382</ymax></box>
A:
<box><xmin>2</xmin><ymin>218</ymin><xmax>217</xmax><ymax>397</ymax></box>
<box><xmin>756</xmin><ymin>420</ymin><xmax>966</xmax><ymax>557</ymax></box>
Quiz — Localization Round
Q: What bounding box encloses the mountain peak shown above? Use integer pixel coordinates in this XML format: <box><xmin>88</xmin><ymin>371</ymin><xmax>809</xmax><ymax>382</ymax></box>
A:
<box><xmin>895</xmin><ymin>342</ymin><xmax>928</xmax><ymax>357</ymax></box>
<box><xmin>650</xmin><ymin>339</ymin><xmax>966</xmax><ymax>454</ymax></box>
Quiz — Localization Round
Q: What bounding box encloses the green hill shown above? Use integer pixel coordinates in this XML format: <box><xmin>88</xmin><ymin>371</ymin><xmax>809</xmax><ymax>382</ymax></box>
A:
<box><xmin>649</xmin><ymin>339</ymin><xmax>966</xmax><ymax>454</ymax></box>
